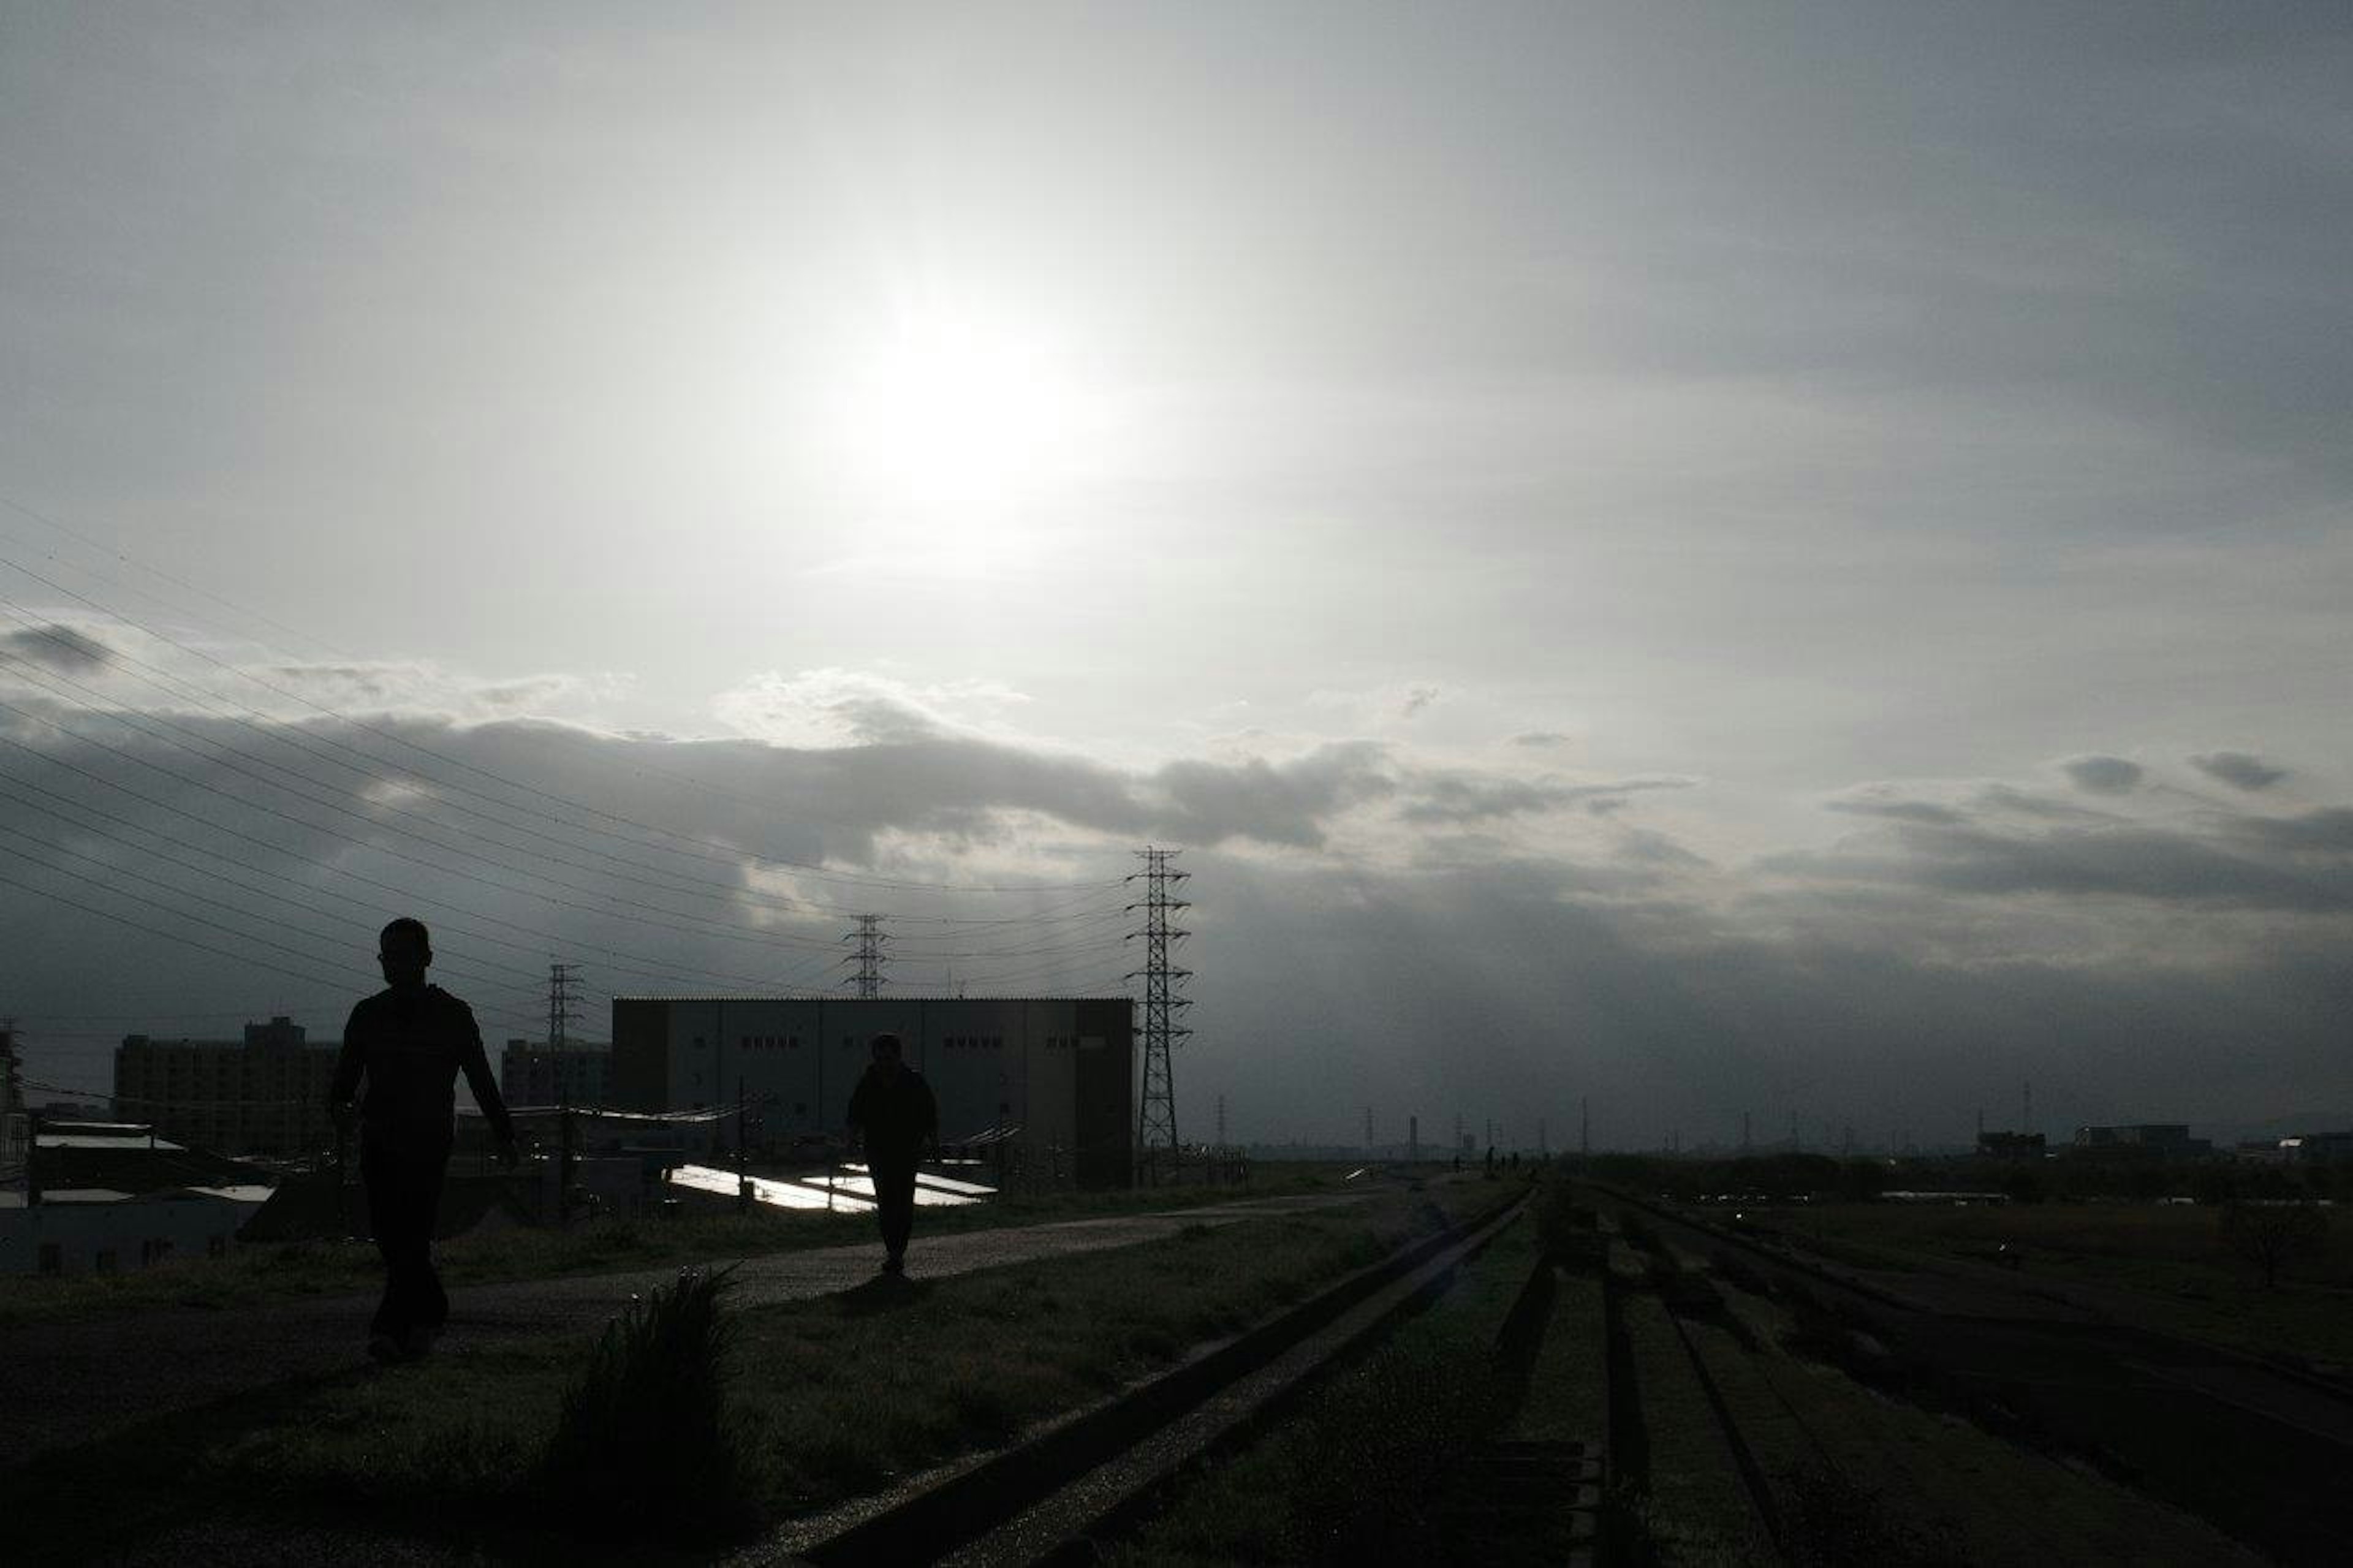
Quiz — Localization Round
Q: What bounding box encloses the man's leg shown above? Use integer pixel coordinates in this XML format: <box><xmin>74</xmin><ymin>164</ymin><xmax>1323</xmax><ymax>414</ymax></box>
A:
<box><xmin>874</xmin><ymin>1160</ymin><xmax>916</xmax><ymax>1267</ymax></box>
<box><xmin>360</xmin><ymin>1143</ymin><xmax>405</xmax><ymax>1343</ymax></box>
<box><xmin>410</xmin><ymin>1151</ymin><xmax>451</xmax><ymax>1335</ymax></box>
<box><xmin>366</xmin><ymin>1146</ymin><xmax>443</xmax><ymax>1350</ymax></box>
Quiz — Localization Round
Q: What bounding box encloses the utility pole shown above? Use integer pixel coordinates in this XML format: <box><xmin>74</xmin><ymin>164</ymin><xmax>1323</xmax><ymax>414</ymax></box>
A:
<box><xmin>0</xmin><ymin>1020</ymin><xmax>24</xmax><ymax>1199</ymax></box>
<box><xmin>847</xmin><ymin>915</ymin><xmax>889</xmax><ymax>1000</ymax></box>
<box><xmin>557</xmin><ymin>1081</ymin><xmax>574</xmax><ymax>1229</ymax></box>
<box><xmin>1126</xmin><ymin>847</ymin><xmax>1191</xmax><ymax>1178</ymax></box>
<box><xmin>737</xmin><ymin>1077</ymin><xmax>750</xmax><ymax>1214</ymax></box>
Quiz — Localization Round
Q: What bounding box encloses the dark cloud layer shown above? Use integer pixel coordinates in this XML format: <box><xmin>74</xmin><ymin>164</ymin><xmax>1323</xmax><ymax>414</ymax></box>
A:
<box><xmin>2062</xmin><ymin>755</ymin><xmax>2143</xmax><ymax>795</ymax></box>
<box><xmin>4</xmin><ymin>692</ymin><xmax>2349</xmax><ymax>1145</ymax></box>
<box><xmin>0</xmin><ymin>623</ymin><xmax>112</xmax><ymax>672</ymax></box>
<box><xmin>2193</xmin><ymin>751</ymin><xmax>2288</xmax><ymax>792</ymax></box>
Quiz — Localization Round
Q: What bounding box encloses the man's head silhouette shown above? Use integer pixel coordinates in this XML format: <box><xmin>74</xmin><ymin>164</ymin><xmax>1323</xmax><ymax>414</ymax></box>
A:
<box><xmin>378</xmin><ymin>917</ymin><xmax>431</xmax><ymax>989</ymax></box>
<box><xmin>870</xmin><ymin>1031</ymin><xmax>903</xmax><ymax>1078</ymax></box>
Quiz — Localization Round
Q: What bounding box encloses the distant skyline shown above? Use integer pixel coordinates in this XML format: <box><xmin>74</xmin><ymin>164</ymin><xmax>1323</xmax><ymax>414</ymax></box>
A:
<box><xmin>2</xmin><ymin>4</ymin><xmax>2349</xmax><ymax>1145</ymax></box>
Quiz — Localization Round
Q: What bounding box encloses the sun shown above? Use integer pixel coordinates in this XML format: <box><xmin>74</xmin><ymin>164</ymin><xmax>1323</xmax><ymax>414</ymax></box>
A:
<box><xmin>835</xmin><ymin>316</ymin><xmax>1086</xmax><ymax>514</ymax></box>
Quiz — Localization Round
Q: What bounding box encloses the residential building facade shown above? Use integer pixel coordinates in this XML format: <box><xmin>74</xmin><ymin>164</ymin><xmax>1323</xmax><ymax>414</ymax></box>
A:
<box><xmin>113</xmin><ymin>1017</ymin><xmax>338</xmax><ymax>1157</ymax></box>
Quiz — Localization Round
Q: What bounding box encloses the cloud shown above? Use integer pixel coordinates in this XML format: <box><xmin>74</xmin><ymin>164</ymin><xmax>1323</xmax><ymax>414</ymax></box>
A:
<box><xmin>0</xmin><ymin>623</ymin><xmax>113</xmax><ymax>672</ymax></box>
<box><xmin>711</xmin><ymin>669</ymin><xmax>1033</xmax><ymax>749</ymax></box>
<box><xmin>2192</xmin><ymin>751</ymin><xmax>2288</xmax><ymax>792</ymax></box>
<box><xmin>1508</xmin><ymin>732</ymin><xmax>1574</xmax><ymax>749</ymax></box>
<box><xmin>2061</xmin><ymin>755</ymin><xmax>2144</xmax><ymax>795</ymax></box>
<box><xmin>1776</xmin><ymin>807</ymin><xmax>2353</xmax><ymax>916</ymax></box>
<box><xmin>1151</xmin><ymin>741</ymin><xmax>1395</xmax><ymax>847</ymax></box>
<box><xmin>1400</xmin><ymin>684</ymin><xmax>1439</xmax><ymax>718</ymax></box>
<box><xmin>4</xmin><ymin>664</ymin><xmax>2352</xmax><ymax>1146</ymax></box>
<box><xmin>2235</xmin><ymin>807</ymin><xmax>2353</xmax><ymax>860</ymax></box>
<box><xmin>1823</xmin><ymin>786</ymin><xmax>1969</xmax><ymax>827</ymax></box>
<box><xmin>256</xmin><ymin>661</ymin><xmax>628</xmax><ymax>721</ymax></box>
<box><xmin>1398</xmin><ymin>770</ymin><xmax>1696</xmax><ymax>825</ymax></box>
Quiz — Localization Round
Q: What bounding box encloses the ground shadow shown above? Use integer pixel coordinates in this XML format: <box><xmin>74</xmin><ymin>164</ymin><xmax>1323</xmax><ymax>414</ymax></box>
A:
<box><xmin>832</xmin><ymin>1274</ymin><xmax>934</xmax><ymax>1316</ymax></box>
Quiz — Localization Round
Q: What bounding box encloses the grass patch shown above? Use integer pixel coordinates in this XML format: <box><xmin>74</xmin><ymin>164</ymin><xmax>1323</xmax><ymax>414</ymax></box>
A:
<box><xmin>4</xmin><ymin>1182</ymin><xmax>1502</xmax><ymax>1562</ymax></box>
<box><xmin>0</xmin><ymin>1162</ymin><xmax>1368</xmax><ymax>1328</ymax></box>
<box><xmin>1115</xmin><ymin>1211</ymin><xmax>1537</xmax><ymax>1566</ymax></box>
<box><xmin>1784</xmin><ymin>1202</ymin><xmax>2353</xmax><ymax>1368</ymax></box>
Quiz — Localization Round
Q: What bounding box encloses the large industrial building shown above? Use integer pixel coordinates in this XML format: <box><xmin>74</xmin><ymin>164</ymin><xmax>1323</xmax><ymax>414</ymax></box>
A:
<box><xmin>610</xmin><ymin>996</ymin><xmax>1134</xmax><ymax>1188</ymax></box>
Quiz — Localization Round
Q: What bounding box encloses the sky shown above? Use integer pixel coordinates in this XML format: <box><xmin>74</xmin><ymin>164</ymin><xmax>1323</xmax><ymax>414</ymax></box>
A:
<box><xmin>2</xmin><ymin>2</ymin><xmax>2349</xmax><ymax>1148</ymax></box>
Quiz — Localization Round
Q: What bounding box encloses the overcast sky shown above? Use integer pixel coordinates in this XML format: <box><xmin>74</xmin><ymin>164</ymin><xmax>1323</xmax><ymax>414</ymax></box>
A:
<box><xmin>3</xmin><ymin>4</ymin><xmax>2348</xmax><ymax>1147</ymax></box>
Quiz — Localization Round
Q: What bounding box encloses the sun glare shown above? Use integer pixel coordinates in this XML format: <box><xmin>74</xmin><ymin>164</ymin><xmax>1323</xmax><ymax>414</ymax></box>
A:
<box><xmin>835</xmin><ymin>317</ymin><xmax>1086</xmax><ymax>513</ymax></box>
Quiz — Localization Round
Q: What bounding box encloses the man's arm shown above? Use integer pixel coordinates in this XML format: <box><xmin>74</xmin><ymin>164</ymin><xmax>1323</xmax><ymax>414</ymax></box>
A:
<box><xmin>327</xmin><ymin>1003</ymin><xmax>367</xmax><ymax>1135</ymax></box>
<box><xmin>454</xmin><ymin>1002</ymin><xmax>518</xmax><ymax>1164</ymax></box>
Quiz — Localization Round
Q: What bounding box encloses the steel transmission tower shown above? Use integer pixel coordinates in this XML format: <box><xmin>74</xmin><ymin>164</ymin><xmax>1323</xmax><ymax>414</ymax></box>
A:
<box><xmin>847</xmin><ymin>915</ymin><xmax>890</xmax><ymax>999</ymax></box>
<box><xmin>1126</xmin><ymin>847</ymin><xmax>1191</xmax><ymax>1167</ymax></box>
<box><xmin>546</xmin><ymin>964</ymin><xmax>579</xmax><ymax>1056</ymax></box>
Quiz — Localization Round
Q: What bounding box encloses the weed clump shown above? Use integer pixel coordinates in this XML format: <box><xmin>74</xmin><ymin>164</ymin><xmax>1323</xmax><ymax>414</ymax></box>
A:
<box><xmin>536</xmin><ymin>1265</ymin><xmax>757</xmax><ymax>1540</ymax></box>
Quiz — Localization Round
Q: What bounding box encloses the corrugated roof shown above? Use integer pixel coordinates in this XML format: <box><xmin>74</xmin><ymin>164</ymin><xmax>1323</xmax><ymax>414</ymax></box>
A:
<box><xmin>37</xmin><ymin>1134</ymin><xmax>188</xmax><ymax>1151</ymax></box>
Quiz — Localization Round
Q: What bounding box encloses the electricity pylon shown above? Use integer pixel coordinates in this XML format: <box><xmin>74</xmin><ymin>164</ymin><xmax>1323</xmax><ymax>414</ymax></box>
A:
<box><xmin>1126</xmin><ymin>847</ymin><xmax>1191</xmax><ymax>1168</ymax></box>
<box><xmin>546</xmin><ymin>964</ymin><xmax>580</xmax><ymax>1056</ymax></box>
<box><xmin>846</xmin><ymin>915</ymin><xmax>889</xmax><ymax>999</ymax></box>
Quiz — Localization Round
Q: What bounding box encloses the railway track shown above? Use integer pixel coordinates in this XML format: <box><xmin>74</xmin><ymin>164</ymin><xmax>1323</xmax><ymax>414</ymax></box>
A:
<box><xmin>1593</xmin><ymin>1181</ymin><xmax>2353</xmax><ymax>1564</ymax></box>
<box><xmin>744</xmin><ymin>1184</ymin><xmax>1531</xmax><ymax>1566</ymax></box>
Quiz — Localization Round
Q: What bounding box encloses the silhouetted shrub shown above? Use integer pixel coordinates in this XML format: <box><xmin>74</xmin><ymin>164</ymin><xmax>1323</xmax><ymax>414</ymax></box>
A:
<box><xmin>2219</xmin><ymin>1202</ymin><xmax>2329</xmax><ymax>1290</ymax></box>
<box><xmin>537</xmin><ymin>1265</ymin><xmax>756</xmax><ymax>1539</ymax></box>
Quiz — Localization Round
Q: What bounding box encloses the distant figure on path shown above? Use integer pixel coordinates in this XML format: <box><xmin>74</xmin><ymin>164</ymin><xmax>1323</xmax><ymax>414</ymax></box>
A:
<box><xmin>330</xmin><ymin>918</ymin><xmax>517</xmax><ymax>1362</ymax></box>
<box><xmin>847</xmin><ymin>1032</ymin><xmax>939</xmax><ymax>1275</ymax></box>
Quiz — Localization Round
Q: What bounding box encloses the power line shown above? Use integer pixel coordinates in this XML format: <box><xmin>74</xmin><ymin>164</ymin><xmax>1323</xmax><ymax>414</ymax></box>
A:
<box><xmin>0</xmin><ymin>657</ymin><xmax>856</xmax><ymax>950</ymax></box>
<box><xmin>0</xmin><ymin>716</ymin><xmax>858</xmax><ymax>972</ymax></box>
<box><xmin>0</xmin><ymin>517</ymin><xmax>1121</xmax><ymax>898</ymax></box>
<box><xmin>0</xmin><ymin>600</ymin><xmax>1109</xmax><ymax>928</ymax></box>
<box><xmin>0</xmin><ymin>760</ymin><xmax>822</xmax><ymax>999</ymax></box>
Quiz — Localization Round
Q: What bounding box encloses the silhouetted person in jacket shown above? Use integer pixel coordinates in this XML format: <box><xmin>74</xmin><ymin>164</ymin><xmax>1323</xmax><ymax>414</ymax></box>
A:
<box><xmin>330</xmin><ymin>917</ymin><xmax>517</xmax><ymax>1362</ymax></box>
<box><xmin>846</xmin><ymin>1031</ymin><xmax>938</xmax><ymax>1275</ymax></box>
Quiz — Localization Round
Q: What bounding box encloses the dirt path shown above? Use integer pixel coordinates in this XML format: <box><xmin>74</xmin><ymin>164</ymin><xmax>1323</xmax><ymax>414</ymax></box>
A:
<box><xmin>0</xmin><ymin>1191</ymin><xmax>1371</xmax><ymax>1469</ymax></box>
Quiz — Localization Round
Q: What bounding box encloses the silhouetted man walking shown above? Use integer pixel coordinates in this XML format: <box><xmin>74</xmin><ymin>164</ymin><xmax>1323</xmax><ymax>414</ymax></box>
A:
<box><xmin>846</xmin><ymin>1032</ymin><xmax>938</xmax><ymax>1275</ymax></box>
<box><xmin>330</xmin><ymin>918</ymin><xmax>517</xmax><ymax>1362</ymax></box>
